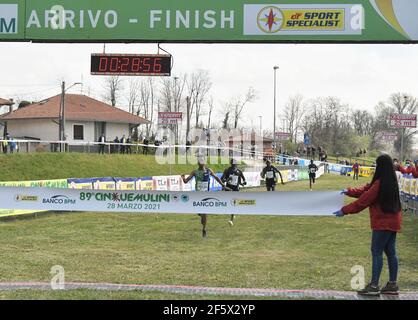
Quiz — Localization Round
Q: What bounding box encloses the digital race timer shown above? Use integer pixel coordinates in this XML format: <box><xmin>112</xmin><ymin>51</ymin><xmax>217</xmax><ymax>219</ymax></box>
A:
<box><xmin>90</xmin><ymin>54</ymin><xmax>172</xmax><ymax>76</ymax></box>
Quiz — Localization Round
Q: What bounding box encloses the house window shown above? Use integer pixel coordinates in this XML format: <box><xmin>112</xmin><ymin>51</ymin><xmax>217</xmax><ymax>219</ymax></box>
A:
<box><xmin>73</xmin><ymin>125</ymin><xmax>84</xmax><ymax>140</ymax></box>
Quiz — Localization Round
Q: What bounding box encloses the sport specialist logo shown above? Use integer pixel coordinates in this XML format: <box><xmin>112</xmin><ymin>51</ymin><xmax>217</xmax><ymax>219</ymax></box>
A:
<box><xmin>231</xmin><ymin>199</ymin><xmax>257</xmax><ymax>206</ymax></box>
<box><xmin>14</xmin><ymin>195</ymin><xmax>38</xmax><ymax>202</ymax></box>
<box><xmin>244</xmin><ymin>4</ymin><xmax>363</xmax><ymax>36</ymax></box>
<box><xmin>257</xmin><ymin>6</ymin><xmax>284</xmax><ymax>33</ymax></box>
<box><xmin>0</xmin><ymin>4</ymin><xmax>18</xmax><ymax>34</ymax></box>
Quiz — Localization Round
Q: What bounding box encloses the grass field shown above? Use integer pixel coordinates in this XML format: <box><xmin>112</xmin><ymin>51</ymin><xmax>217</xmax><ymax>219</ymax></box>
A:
<box><xmin>0</xmin><ymin>174</ymin><xmax>417</xmax><ymax>300</ymax></box>
<box><xmin>0</xmin><ymin>153</ymin><xmax>230</xmax><ymax>181</ymax></box>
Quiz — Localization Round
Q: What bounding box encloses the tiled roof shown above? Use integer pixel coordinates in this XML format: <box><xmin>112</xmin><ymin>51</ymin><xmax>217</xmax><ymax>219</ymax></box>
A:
<box><xmin>0</xmin><ymin>98</ymin><xmax>13</xmax><ymax>106</ymax></box>
<box><xmin>0</xmin><ymin>94</ymin><xmax>150</xmax><ymax>125</ymax></box>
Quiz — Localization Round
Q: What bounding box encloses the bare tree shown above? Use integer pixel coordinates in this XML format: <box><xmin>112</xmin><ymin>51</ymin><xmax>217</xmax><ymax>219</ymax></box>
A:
<box><xmin>160</xmin><ymin>75</ymin><xmax>186</xmax><ymax>112</ymax></box>
<box><xmin>230</xmin><ymin>87</ymin><xmax>257</xmax><ymax>129</ymax></box>
<box><xmin>352</xmin><ymin>109</ymin><xmax>374</xmax><ymax>136</ymax></box>
<box><xmin>284</xmin><ymin>94</ymin><xmax>305</xmax><ymax>142</ymax></box>
<box><xmin>160</xmin><ymin>75</ymin><xmax>186</xmax><ymax>143</ymax></box>
<box><xmin>127</xmin><ymin>79</ymin><xmax>140</xmax><ymax>114</ymax></box>
<box><xmin>207</xmin><ymin>96</ymin><xmax>215</xmax><ymax>129</ymax></box>
<box><xmin>185</xmin><ymin>70</ymin><xmax>212</xmax><ymax>129</ymax></box>
<box><xmin>137</xmin><ymin>78</ymin><xmax>157</xmax><ymax>138</ymax></box>
<box><xmin>387</xmin><ymin>93</ymin><xmax>418</xmax><ymax>156</ymax></box>
<box><xmin>301</xmin><ymin>97</ymin><xmax>352</xmax><ymax>155</ymax></box>
<box><xmin>103</xmin><ymin>76</ymin><xmax>124</xmax><ymax>107</ymax></box>
<box><xmin>222</xmin><ymin>109</ymin><xmax>231</xmax><ymax>130</ymax></box>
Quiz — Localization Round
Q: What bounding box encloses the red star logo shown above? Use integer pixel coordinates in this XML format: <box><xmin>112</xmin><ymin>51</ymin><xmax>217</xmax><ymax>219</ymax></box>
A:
<box><xmin>266</xmin><ymin>9</ymin><xmax>276</xmax><ymax>31</ymax></box>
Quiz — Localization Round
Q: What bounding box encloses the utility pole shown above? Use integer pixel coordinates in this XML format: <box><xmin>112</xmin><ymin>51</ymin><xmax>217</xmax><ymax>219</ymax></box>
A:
<box><xmin>59</xmin><ymin>81</ymin><xmax>65</xmax><ymax>152</ymax></box>
<box><xmin>186</xmin><ymin>96</ymin><xmax>191</xmax><ymax>160</ymax></box>
<box><xmin>273</xmin><ymin>66</ymin><xmax>279</xmax><ymax>157</ymax></box>
<box><xmin>259</xmin><ymin>116</ymin><xmax>262</xmax><ymax>137</ymax></box>
<box><xmin>173</xmin><ymin>76</ymin><xmax>179</xmax><ymax>144</ymax></box>
<box><xmin>400</xmin><ymin>95</ymin><xmax>408</xmax><ymax>162</ymax></box>
<box><xmin>62</xmin><ymin>82</ymin><xmax>67</xmax><ymax>145</ymax></box>
<box><xmin>400</xmin><ymin>128</ymin><xmax>405</xmax><ymax>162</ymax></box>
<box><xmin>59</xmin><ymin>81</ymin><xmax>82</xmax><ymax>152</ymax></box>
<box><xmin>186</xmin><ymin>96</ymin><xmax>191</xmax><ymax>142</ymax></box>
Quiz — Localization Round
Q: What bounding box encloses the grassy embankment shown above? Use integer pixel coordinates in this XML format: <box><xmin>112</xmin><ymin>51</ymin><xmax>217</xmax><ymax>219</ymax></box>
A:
<box><xmin>0</xmin><ymin>153</ymin><xmax>230</xmax><ymax>181</ymax></box>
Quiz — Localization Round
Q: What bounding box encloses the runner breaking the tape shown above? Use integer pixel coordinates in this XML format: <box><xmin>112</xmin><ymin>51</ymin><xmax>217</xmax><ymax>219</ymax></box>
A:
<box><xmin>221</xmin><ymin>159</ymin><xmax>247</xmax><ymax>227</ymax></box>
<box><xmin>260</xmin><ymin>160</ymin><xmax>284</xmax><ymax>191</ymax></box>
<box><xmin>181</xmin><ymin>157</ymin><xmax>225</xmax><ymax>238</ymax></box>
<box><xmin>308</xmin><ymin>160</ymin><xmax>319</xmax><ymax>191</ymax></box>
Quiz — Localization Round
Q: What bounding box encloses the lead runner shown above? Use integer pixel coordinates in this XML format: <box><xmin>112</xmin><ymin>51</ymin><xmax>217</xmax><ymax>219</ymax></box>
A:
<box><xmin>181</xmin><ymin>158</ymin><xmax>225</xmax><ymax>238</ymax></box>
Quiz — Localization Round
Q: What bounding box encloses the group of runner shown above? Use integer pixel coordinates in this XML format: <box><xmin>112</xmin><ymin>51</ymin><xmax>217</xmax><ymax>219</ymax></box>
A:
<box><xmin>181</xmin><ymin>154</ymin><xmax>403</xmax><ymax>296</ymax></box>
<box><xmin>181</xmin><ymin>157</ymin><xmax>320</xmax><ymax>238</ymax></box>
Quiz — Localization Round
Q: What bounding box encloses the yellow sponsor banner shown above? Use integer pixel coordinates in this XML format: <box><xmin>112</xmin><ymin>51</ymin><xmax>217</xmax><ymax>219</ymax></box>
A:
<box><xmin>410</xmin><ymin>179</ymin><xmax>416</xmax><ymax>197</ymax></box>
<box><xmin>140</xmin><ymin>179</ymin><xmax>154</xmax><ymax>191</ymax></box>
<box><xmin>282</xmin><ymin>9</ymin><xmax>344</xmax><ymax>31</ymax></box>
<box><xmin>360</xmin><ymin>167</ymin><xmax>375</xmax><ymax>178</ymax></box>
<box><xmin>0</xmin><ymin>179</ymin><xmax>67</xmax><ymax>217</ymax></box>
<box><xmin>281</xmin><ymin>170</ymin><xmax>289</xmax><ymax>183</ymax></box>
<box><xmin>93</xmin><ymin>179</ymin><xmax>116</xmax><ymax>190</ymax></box>
<box><xmin>115</xmin><ymin>181</ymin><xmax>137</xmax><ymax>191</ymax></box>
<box><xmin>15</xmin><ymin>195</ymin><xmax>38</xmax><ymax>202</ymax></box>
<box><xmin>0</xmin><ymin>179</ymin><xmax>68</xmax><ymax>188</ymax></box>
<box><xmin>407</xmin><ymin>178</ymin><xmax>413</xmax><ymax>195</ymax></box>
<box><xmin>402</xmin><ymin>178</ymin><xmax>409</xmax><ymax>194</ymax></box>
<box><xmin>69</xmin><ymin>182</ymin><xmax>93</xmax><ymax>189</ymax></box>
<box><xmin>232</xmin><ymin>199</ymin><xmax>257</xmax><ymax>206</ymax></box>
<box><xmin>415</xmin><ymin>179</ymin><xmax>418</xmax><ymax>198</ymax></box>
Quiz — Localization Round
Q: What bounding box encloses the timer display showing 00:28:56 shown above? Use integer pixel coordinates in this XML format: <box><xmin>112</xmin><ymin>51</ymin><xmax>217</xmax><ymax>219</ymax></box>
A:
<box><xmin>91</xmin><ymin>55</ymin><xmax>171</xmax><ymax>76</ymax></box>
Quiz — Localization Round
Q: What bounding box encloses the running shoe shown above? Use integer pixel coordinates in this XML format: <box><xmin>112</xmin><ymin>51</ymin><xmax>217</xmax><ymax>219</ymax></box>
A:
<box><xmin>228</xmin><ymin>220</ymin><xmax>234</xmax><ymax>227</ymax></box>
<box><xmin>381</xmin><ymin>282</ymin><xmax>399</xmax><ymax>295</ymax></box>
<box><xmin>357</xmin><ymin>283</ymin><xmax>380</xmax><ymax>296</ymax></box>
<box><xmin>202</xmin><ymin>229</ymin><xmax>207</xmax><ymax>238</ymax></box>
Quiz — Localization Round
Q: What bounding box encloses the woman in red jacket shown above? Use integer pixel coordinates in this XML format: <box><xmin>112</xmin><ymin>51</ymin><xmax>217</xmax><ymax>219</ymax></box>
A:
<box><xmin>333</xmin><ymin>154</ymin><xmax>402</xmax><ymax>296</ymax></box>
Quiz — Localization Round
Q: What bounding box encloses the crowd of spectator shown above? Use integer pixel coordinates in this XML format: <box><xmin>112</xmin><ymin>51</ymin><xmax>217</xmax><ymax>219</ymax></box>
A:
<box><xmin>2</xmin><ymin>133</ymin><xmax>17</xmax><ymax>154</ymax></box>
<box><xmin>98</xmin><ymin>134</ymin><xmax>147</xmax><ymax>155</ymax></box>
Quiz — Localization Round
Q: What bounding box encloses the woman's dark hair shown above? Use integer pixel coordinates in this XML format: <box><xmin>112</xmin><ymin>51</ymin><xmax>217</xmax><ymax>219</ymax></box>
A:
<box><xmin>371</xmin><ymin>154</ymin><xmax>401</xmax><ymax>214</ymax></box>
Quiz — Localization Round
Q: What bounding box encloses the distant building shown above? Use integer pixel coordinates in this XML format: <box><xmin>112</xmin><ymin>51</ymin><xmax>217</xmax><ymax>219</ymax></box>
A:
<box><xmin>0</xmin><ymin>97</ymin><xmax>13</xmax><ymax>107</ymax></box>
<box><xmin>0</xmin><ymin>94</ymin><xmax>150</xmax><ymax>151</ymax></box>
<box><xmin>0</xmin><ymin>97</ymin><xmax>14</xmax><ymax>136</ymax></box>
<box><xmin>225</xmin><ymin>132</ymin><xmax>274</xmax><ymax>158</ymax></box>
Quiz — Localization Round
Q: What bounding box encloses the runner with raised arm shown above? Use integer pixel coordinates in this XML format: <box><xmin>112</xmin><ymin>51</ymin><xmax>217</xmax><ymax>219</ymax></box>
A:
<box><xmin>181</xmin><ymin>158</ymin><xmax>225</xmax><ymax>238</ymax></box>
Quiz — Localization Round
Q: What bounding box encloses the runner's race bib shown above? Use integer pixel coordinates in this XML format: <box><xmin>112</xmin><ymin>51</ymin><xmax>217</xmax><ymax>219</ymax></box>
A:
<box><xmin>310</xmin><ymin>168</ymin><xmax>316</xmax><ymax>174</ymax></box>
<box><xmin>228</xmin><ymin>175</ymin><xmax>239</xmax><ymax>186</ymax></box>
<box><xmin>196</xmin><ymin>181</ymin><xmax>209</xmax><ymax>191</ymax></box>
<box><xmin>266</xmin><ymin>171</ymin><xmax>274</xmax><ymax>179</ymax></box>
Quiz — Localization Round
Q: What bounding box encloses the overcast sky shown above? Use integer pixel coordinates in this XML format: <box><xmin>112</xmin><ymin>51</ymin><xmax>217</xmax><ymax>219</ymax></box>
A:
<box><xmin>1</xmin><ymin>42</ymin><xmax>418</xmax><ymax>131</ymax></box>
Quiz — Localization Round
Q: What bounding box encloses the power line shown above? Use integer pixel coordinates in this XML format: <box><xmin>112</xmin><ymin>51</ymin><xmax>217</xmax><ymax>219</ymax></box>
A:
<box><xmin>4</xmin><ymin>86</ymin><xmax>60</xmax><ymax>98</ymax></box>
<box><xmin>0</xmin><ymin>83</ymin><xmax>58</xmax><ymax>87</ymax></box>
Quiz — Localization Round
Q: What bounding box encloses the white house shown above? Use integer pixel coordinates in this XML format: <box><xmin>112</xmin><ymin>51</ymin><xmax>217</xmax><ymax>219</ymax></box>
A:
<box><xmin>0</xmin><ymin>94</ymin><xmax>150</xmax><ymax>147</ymax></box>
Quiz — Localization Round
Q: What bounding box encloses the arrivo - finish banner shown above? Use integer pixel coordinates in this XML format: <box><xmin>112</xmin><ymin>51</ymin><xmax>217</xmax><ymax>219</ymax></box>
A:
<box><xmin>0</xmin><ymin>186</ymin><xmax>343</xmax><ymax>216</ymax></box>
<box><xmin>1</xmin><ymin>0</ymin><xmax>418</xmax><ymax>42</ymax></box>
